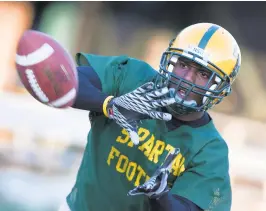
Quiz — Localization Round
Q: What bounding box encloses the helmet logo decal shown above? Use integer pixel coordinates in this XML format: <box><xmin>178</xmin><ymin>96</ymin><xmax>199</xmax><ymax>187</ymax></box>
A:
<box><xmin>187</xmin><ymin>45</ymin><xmax>210</xmax><ymax>59</ymax></box>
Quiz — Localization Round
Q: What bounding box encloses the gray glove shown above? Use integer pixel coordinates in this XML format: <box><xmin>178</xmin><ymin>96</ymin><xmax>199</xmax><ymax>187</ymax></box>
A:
<box><xmin>104</xmin><ymin>82</ymin><xmax>175</xmax><ymax>145</ymax></box>
<box><xmin>127</xmin><ymin>148</ymin><xmax>180</xmax><ymax>199</ymax></box>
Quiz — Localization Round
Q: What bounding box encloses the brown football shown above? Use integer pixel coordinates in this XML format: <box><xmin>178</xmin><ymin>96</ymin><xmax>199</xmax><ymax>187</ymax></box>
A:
<box><xmin>16</xmin><ymin>30</ymin><xmax>78</xmax><ymax>108</ymax></box>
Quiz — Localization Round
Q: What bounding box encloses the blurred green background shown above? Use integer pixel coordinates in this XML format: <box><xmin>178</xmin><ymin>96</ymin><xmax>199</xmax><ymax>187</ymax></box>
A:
<box><xmin>0</xmin><ymin>2</ymin><xmax>266</xmax><ymax>211</ymax></box>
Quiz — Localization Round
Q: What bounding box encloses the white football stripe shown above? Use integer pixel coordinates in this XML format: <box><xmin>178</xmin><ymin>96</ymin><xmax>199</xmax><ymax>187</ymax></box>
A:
<box><xmin>25</xmin><ymin>69</ymin><xmax>49</xmax><ymax>103</ymax></box>
<box><xmin>16</xmin><ymin>43</ymin><xmax>54</xmax><ymax>66</ymax></box>
<box><xmin>50</xmin><ymin>88</ymin><xmax>76</xmax><ymax>107</ymax></box>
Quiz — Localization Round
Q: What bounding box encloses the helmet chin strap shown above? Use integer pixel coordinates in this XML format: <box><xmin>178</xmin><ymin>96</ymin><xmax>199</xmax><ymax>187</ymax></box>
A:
<box><xmin>169</xmin><ymin>88</ymin><xmax>197</xmax><ymax>107</ymax></box>
<box><xmin>166</xmin><ymin>88</ymin><xmax>198</xmax><ymax>116</ymax></box>
<box><xmin>165</xmin><ymin>104</ymin><xmax>188</xmax><ymax>116</ymax></box>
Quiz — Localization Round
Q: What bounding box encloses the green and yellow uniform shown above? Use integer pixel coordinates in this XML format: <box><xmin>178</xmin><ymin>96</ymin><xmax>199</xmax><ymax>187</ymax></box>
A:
<box><xmin>66</xmin><ymin>54</ymin><xmax>231</xmax><ymax>211</ymax></box>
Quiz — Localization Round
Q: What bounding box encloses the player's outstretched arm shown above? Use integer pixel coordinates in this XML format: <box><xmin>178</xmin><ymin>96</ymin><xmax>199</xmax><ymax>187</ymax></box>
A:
<box><xmin>71</xmin><ymin>66</ymin><xmax>108</xmax><ymax>112</ymax></box>
<box><xmin>72</xmin><ymin>65</ymin><xmax>175</xmax><ymax>145</ymax></box>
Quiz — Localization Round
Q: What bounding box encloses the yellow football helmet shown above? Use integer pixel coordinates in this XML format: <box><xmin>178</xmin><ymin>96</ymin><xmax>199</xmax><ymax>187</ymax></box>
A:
<box><xmin>156</xmin><ymin>22</ymin><xmax>241</xmax><ymax>115</ymax></box>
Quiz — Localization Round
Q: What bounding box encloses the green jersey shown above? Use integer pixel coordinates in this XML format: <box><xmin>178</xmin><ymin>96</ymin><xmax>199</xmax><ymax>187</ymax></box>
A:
<box><xmin>66</xmin><ymin>53</ymin><xmax>232</xmax><ymax>211</ymax></box>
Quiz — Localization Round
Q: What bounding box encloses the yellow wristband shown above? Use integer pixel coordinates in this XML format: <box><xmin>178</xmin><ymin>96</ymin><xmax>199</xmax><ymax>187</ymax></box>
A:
<box><xmin>103</xmin><ymin>96</ymin><xmax>114</xmax><ymax>117</ymax></box>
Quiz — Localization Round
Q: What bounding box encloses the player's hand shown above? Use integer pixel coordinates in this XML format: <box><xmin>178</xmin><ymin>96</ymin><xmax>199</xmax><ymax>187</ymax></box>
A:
<box><xmin>127</xmin><ymin>148</ymin><xmax>180</xmax><ymax>199</ymax></box>
<box><xmin>102</xmin><ymin>82</ymin><xmax>175</xmax><ymax>145</ymax></box>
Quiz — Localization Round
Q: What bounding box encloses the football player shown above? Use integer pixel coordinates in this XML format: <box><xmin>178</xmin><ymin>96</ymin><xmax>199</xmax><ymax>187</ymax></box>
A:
<box><xmin>62</xmin><ymin>22</ymin><xmax>241</xmax><ymax>211</ymax></box>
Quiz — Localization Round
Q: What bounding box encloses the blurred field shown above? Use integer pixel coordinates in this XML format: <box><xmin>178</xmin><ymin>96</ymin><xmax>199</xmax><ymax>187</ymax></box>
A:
<box><xmin>0</xmin><ymin>2</ymin><xmax>266</xmax><ymax>211</ymax></box>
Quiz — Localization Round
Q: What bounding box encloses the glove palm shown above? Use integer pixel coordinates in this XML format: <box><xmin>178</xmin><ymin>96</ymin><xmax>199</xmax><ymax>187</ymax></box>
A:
<box><xmin>103</xmin><ymin>82</ymin><xmax>175</xmax><ymax>145</ymax></box>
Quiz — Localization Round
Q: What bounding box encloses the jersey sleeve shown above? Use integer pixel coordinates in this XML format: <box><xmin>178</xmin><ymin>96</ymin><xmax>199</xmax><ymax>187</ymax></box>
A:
<box><xmin>170</xmin><ymin>139</ymin><xmax>232</xmax><ymax>211</ymax></box>
<box><xmin>75</xmin><ymin>53</ymin><xmax>158</xmax><ymax>97</ymax></box>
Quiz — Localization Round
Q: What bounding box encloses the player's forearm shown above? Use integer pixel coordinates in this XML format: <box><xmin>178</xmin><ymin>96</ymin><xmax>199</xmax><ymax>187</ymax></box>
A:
<box><xmin>72</xmin><ymin>66</ymin><xmax>108</xmax><ymax>112</ymax></box>
<box><xmin>149</xmin><ymin>193</ymin><xmax>202</xmax><ymax>211</ymax></box>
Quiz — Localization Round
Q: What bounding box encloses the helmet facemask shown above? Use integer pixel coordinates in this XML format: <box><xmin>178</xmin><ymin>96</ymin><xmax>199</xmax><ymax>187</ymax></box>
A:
<box><xmin>155</xmin><ymin>49</ymin><xmax>232</xmax><ymax>116</ymax></box>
